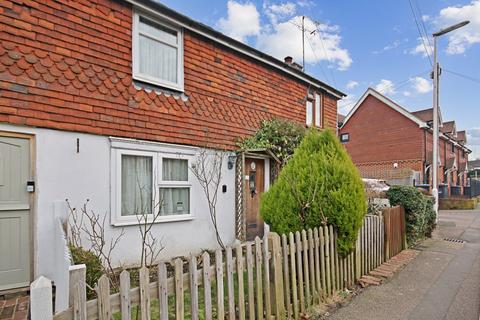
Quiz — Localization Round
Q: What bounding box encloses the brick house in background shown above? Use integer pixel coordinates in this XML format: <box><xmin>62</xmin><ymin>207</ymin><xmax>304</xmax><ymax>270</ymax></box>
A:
<box><xmin>0</xmin><ymin>0</ymin><xmax>344</xmax><ymax>305</ymax></box>
<box><xmin>339</xmin><ymin>88</ymin><xmax>470</xmax><ymax>190</ymax></box>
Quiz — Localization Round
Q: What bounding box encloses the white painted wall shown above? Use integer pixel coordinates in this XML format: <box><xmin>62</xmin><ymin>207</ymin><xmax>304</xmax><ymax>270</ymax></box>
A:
<box><xmin>0</xmin><ymin>123</ymin><xmax>237</xmax><ymax>309</ymax></box>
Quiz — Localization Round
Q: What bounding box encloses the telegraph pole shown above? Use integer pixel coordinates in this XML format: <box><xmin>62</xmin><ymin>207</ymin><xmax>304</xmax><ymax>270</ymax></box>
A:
<box><xmin>431</xmin><ymin>20</ymin><xmax>469</xmax><ymax>221</ymax></box>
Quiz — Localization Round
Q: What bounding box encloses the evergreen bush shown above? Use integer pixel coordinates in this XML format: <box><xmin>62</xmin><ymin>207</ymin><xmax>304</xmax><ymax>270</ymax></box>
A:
<box><xmin>260</xmin><ymin>129</ymin><xmax>367</xmax><ymax>255</ymax></box>
<box><xmin>386</xmin><ymin>185</ymin><xmax>436</xmax><ymax>245</ymax></box>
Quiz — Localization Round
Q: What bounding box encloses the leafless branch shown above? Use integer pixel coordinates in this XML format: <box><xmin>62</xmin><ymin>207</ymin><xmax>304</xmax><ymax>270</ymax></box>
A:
<box><xmin>66</xmin><ymin>199</ymin><xmax>124</xmax><ymax>290</ymax></box>
<box><xmin>190</xmin><ymin>149</ymin><xmax>226</xmax><ymax>249</ymax></box>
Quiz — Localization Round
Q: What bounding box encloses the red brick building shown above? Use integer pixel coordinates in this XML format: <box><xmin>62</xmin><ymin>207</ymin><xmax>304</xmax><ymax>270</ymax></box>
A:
<box><xmin>339</xmin><ymin>88</ymin><xmax>470</xmax><ymax>190</ymax></box>
<box><xmin>0</xmin><ymin>0</ymin><xmax>343</xmax><ymax>300</ymax></box>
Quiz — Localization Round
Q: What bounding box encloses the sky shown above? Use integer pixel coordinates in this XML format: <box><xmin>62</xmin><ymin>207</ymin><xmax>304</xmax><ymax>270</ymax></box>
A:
<box><xmin>159</xmin><ymin>0</ymin><xmax>480</xmax><ymax>159</ymax></box>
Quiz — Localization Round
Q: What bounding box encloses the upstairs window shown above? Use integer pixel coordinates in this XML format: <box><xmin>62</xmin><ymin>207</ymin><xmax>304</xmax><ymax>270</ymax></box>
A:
<box><xmin>306</xmin><ymin>92</ymin><xmax>323</xmax><ymax>127</ymax></box>
<box><xmin>340</xmin><ymin>133</ymin><xmax>349</xmax><ymax>143</ymax></box>
<box><xmin>133</xmin><ymin>11</ymin><xmax>184</xmax><ymax>91</ymax></box>
<box><xmin>306</xmin><ymin>100</ymin><xmax>313</xmax><ymax>126</ymax></box>
<box><xmin>315</xmin><ymin>93</ymin><xmax>322</xmax><ymax>127</ymax></box>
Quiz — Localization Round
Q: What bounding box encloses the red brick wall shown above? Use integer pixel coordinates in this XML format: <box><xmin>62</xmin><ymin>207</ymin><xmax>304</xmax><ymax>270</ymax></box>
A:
<box><xmin>340</xmin><ymin>94</ymin><xmax>424</xmax><ymax>167</ymax></box>
<box><xmin>0</xmin><ymin>0</ymin><xmax>338</xmax><ymax>149</ymax></box>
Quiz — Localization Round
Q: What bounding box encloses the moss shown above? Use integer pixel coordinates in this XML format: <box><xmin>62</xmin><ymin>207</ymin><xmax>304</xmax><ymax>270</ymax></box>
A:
<box><xmin>439</xmin><ymin>198</ymin><xmax>477</xmax><ymax>210</ymax></box>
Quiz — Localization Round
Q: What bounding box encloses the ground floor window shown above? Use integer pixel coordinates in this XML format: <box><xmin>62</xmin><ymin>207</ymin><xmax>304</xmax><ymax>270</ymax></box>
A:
<box><xmin>111</xmin><ymin>141</ymin><xmax>194</xmax><ymax>225</ymax></box>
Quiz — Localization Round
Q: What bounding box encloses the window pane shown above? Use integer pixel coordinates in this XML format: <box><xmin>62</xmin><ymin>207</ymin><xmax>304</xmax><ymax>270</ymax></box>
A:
<box><xmin>121</xmin><ymin>155</ymin><xmax>152</xmax><ymax>216</ymax></box>
<box><xmin>139</xmin><ymin>35</ymin><xmax>178</xmax><ymax>83</ymax></box>
<box><xmin>315</xmin><ymin>93</ymin><xmax>321</xmax><ymax>126</ymax></box>
<box><xmin>162</xmin><ymin>158</ymin><xmax>188</xmax><ymax>181</ymax></box>
<box><xmin>160</xmin><ymin>187</ymin><xmax>190</xmax><ymax>215</ymax></box>
<box><xmin>306</xmin><ymin>101</ymin><xmax>313</xmax><ymax>126</ymax></box>
<box><xmin>139</xmin><ymin>17</ymin><xmax>177</xmax><ymax>44</ymax></box>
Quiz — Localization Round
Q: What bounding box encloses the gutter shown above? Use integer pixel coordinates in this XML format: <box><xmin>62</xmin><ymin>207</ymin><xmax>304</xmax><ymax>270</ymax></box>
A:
<box><xmin>124</xmin><ymin>0</ymin><xmax>346</xmax><ymax>100</ymax></box>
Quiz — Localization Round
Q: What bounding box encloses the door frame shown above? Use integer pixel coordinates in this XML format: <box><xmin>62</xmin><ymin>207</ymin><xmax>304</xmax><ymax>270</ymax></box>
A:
<box><xmin>0</xmin><ymin>130</ymin><xmax>36</xmax><ymax>290</ymax></box>
<box><xmin>235</xmin><ymin>151</ymin><xmax>271</xmax><ymax>241</ymax></box>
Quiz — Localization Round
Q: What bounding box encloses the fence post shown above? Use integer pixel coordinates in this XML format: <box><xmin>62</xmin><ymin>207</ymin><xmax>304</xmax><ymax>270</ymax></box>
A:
<box><xmin>69</xmin><ymin>264</ymin><xmax>87</xmax><ymax>320</ymax></box>
<box><xmin>31</xmin><ymin>276</ymin><xmax>53</xmax><ymax>320</ymax></box>
<box><xmin>383</xmin><ymin>209</ymin><xmax>390</xmax><ymax>261</ymax></box>
<box><xmin>268</xmin><ymin>232</ymin><xmax>285</xmax><ymax>320</ymax></box>
<box><xmin>401</xmin><ymin>206</ymin><xmax>408</xmax><ymax>250</ymax></box>
<box><xmin>355</xmin><ymin>228</ymin><xmax>361</xmax><ymax>281</ymax></box>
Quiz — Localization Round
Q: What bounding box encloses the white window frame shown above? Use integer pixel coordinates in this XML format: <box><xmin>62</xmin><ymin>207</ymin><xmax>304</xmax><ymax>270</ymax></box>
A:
<box><xmin>113</xmin><ymin>149</ymin><xmax>157</xmax><ymax>226</ymax></box>
<box><xmin>111</xmin><ymin>143</ymin><xmax>194</xmax><ymax>226</ymax></box>
<box><xmin>306</xmin><ymin>100</ymin><xmax>313</xmax><ymax>126</ymax></box>
<box><xmin>158</xmin><ymin>155</ymin><xmax>193</xmax><ymax>221</ymax></box>
<box><xmin>132</xmin><ymin>10</ymin><xmax>184</xmax><ymax>92</ymax></box>
<box><xmin>315</xmin><ymin>93</ymin><xmax>322</xmax><ymax>127</ymax></box>
<box><xmin>340</xmin><ymin>133</ymin><xmax>349</xmax><ymax>143</ymax></box>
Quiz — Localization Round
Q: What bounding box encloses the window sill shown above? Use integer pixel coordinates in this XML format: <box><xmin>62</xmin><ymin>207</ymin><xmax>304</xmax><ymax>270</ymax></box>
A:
<box><xmin>132</xmin><ymin>75</ymin><xmax>184</xmax><ymax>94</ymax></box>
<box><xmin>112</xmin><ymin>215</ymin><xmax>194</xmax><ymax>227</ymax></box>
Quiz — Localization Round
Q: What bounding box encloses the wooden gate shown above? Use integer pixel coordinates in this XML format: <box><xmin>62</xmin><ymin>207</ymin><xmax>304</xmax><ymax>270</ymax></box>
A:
<box><xmin>383</xmin><ymin>206</ymin><xmax>407</xmax><ymax>260</ymax></box>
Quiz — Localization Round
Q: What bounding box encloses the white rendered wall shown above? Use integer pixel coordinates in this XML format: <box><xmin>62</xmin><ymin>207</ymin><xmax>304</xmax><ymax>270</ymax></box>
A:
<box><xmin>0</xmin><ymin>123</ymin><xmax>237</xmax><ymax>308</ymax></box>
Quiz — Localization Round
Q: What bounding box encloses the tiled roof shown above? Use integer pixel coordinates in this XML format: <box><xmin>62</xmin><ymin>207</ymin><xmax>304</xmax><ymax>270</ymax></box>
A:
<box><xmin>411</xmin><ymin>108</ymin><xmax>433</xmax><ymax>122</ymax></box>
<box><xmin>441</xmin><ymin>121</ymin><xmax>455</xmax><ymax>134</ymax></box>
<box><xmin>457</xmin><ymin>130</ymin><xmax>466</xmax><ymax>143</ymax></box>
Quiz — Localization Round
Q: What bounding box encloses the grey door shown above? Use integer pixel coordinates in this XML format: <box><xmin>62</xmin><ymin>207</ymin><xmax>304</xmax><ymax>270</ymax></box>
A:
<box><xmin>0</xmin><ymin>136</ymin><xmax>30</xmax><ymax>290</ymax></box>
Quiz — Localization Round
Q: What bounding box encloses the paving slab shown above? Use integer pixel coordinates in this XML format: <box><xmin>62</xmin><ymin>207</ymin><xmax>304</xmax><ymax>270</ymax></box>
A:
<box><xmin>328</xmin><ymin>209</ymin><xmax>480</xmax><ymax>320</ymax></box>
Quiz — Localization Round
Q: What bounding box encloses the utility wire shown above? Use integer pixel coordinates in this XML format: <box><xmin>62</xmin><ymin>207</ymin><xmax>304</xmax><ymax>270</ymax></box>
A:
<box><xmin>312</xmin><ymin>21</ymin><xmax>338</xmax><ymax>87</ymax></box>
<box><xmin>408</xmin><ymin>0</ymin><xmax>433</xmax><ymax>66</ymax></box>
<box><xmin>288</xmin><ymin>19</ymin><xmax>336</xmax><ymax>86</ymax></box>
<box><xmin>413</xmin><ymin>0</ymin><xmax>433</xmax><ymax>51</ymax></box>
<box><xmin>304</xmin><ymin>35</ymin><xmax>331</xmax><ymax>84</ymax></box>
<box><xmin>443</xmin><ymin>69</ymin><xmax>480</xmax><ymax>85</ymax></box>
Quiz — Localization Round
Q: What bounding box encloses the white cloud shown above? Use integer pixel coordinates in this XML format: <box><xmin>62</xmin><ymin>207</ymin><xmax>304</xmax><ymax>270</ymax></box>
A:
<box><xmin>409</xmin><ymin>37</ymin><xmax>433</xmax><ymax>58</ymax></box>
<box><xmin>264</xmin><ymin>2</ymin><xmax>296</xmax><ymax>24</ymax></box>
<box><xmin>257</xmin><ymin>16</ymin><xmax>352</xmax><ymax>70</ymax></box>
<box><xmin>375</xmin><ymin>79</ymin><xmax>396</xmax><ymax>95</ymax></box>
<box><xmin>346</xmin><ymin>80</ymin><xmax>358</xmax><ymax>89</ymax></box>
<box><xmin>218</xmin><ymin>1</ymin><xmax>261</xmax><ymax>42</ymax></box>
<box><xmin>410</xmin><ymin>76</ymin><xmax>432</xmax><ymax>94</ymax></box>
<box><xmin>338</xmin><ymin>94</ymin><xmax>357</xmax><ymax>114</ymax></box>
<box><xmin>373</xmin><ymin>40</ymin><xmax>401</xmax><ymax>54</ymax></box>
<box><xmin>467</xmin><ymin>127</ymin><xmax>480</xmax><ymax>159</ymax></box>
<box><xmin>435</xmin><ymin>0</ymin><xmax>480</xmax><ymax>54</ymax></box>
<box><xmin>403</xmin><ymin>91</ymin><xmax>411</xmax><ymax>97</ymax></box>
<box><xmin>422</xmin><ymin>15</ymin><xmax>430</xmax><ymax>22</ymax></box>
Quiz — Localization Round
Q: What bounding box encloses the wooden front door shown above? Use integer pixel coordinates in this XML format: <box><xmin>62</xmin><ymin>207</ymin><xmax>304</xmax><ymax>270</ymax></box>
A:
<box><xmin>245</xmin><ymin>158</ymin><xmax>265</xmax><ymax>241</ymax></box>
<box><xmin>0</xmin><ymin>136</ymin><xmax>31</xmax><ymax>290</ymax></box>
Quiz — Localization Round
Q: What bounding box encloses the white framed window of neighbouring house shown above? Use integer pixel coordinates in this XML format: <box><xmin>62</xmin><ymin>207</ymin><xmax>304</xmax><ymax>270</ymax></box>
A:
<box><xmin>132</xmin><ymin>10</ymin><xmax>184</xmax><ymax>91</ymax></box>
<box><xmin>340</xmin><ymin>133</ymin><xmax>349</xmax><ymax>143</ymax></box>
<box><xmin>111</xmin><ymin>141</ymin><xmax>194</xmax><ymax>226</ymax></box>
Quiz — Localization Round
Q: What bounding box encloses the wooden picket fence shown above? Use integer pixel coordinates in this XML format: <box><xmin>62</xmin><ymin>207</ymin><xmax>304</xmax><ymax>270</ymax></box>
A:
<box><xmin>32</xmin><ymin>207</ymin><xmax>407</xmax><ymax>320</ymax></box>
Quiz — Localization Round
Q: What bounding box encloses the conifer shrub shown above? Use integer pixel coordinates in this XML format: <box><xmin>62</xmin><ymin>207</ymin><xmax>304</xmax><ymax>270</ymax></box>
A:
<box><xmin>260</xmin><ymin>129</ymin><xmax>367</xmax><ymax>255</ymax></box>
<box><xmin>386</xmin><ymin>185</ymin><xmax>436</xmax><ymax>245</ymax></box>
